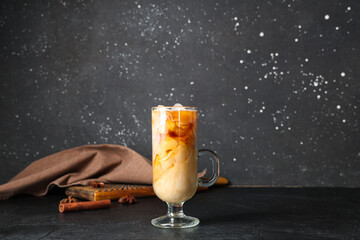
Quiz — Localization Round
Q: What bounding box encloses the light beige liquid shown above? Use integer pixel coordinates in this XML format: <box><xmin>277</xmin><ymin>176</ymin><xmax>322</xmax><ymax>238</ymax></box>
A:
<box><xmin>152</xmin><ymin>107</ymin><xmax>198</xmax><ymax>204</ymax></box>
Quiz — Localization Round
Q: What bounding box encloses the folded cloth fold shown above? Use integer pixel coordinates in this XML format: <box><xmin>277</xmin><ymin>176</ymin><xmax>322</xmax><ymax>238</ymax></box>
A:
<box><xmin>0</xmin><ymin>144</ymin><xmax>152</xmax><ymax>200</ymax></box>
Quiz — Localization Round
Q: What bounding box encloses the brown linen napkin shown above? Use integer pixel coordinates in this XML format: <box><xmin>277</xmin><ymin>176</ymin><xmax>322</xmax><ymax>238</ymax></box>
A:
<box><xmin>0</xmin><ymin>144</ymin><xmax>152</xmax><ymax>200</ymax></box>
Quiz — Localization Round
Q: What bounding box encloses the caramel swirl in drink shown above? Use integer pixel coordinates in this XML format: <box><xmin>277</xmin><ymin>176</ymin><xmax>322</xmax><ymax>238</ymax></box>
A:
<box><xmin>152</xmin><ymin>105</ymin><xmax>198</xmax><ymax>204</ymax></box>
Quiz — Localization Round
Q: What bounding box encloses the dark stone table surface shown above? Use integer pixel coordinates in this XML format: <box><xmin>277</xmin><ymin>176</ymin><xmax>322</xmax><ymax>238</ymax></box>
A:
<box><xmin>0</xmin><ymin>187</ymin><xmax>359</xmax><ymax>239</ymax></box>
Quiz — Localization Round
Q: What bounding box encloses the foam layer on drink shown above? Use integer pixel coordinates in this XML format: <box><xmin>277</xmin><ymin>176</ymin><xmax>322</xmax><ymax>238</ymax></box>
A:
<box><xmin>152</xmin><ymin>104</ymin><xmax>198</xmax><ymax>204</ymax></box>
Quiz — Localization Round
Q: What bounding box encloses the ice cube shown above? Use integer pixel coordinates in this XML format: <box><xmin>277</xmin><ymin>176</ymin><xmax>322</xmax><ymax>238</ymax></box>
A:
<box><xmin>173</xmin><ymin>103</ymin><xmax>183</xmax><ymax>107</ymax></box>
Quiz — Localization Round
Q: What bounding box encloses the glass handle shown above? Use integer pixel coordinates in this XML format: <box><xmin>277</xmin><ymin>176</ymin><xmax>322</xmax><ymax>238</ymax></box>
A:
<box><xmin>198</xmin><ymin>149</ymin><xmax>220</xmax><ymax>187</ymax></box>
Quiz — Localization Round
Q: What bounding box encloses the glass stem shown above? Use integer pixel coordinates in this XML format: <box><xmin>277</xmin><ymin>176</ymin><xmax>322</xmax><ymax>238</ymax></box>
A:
<box><xmin>167</xmin><ymin>202</ymin><xmax>184</xmax><ymax>218</ymax></box>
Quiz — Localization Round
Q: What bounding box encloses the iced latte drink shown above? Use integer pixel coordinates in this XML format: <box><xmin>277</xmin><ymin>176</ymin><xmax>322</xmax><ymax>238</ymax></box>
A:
<box><xmin>152</xmin><ymin>104</ymin><xmax>198</xmax><ymax>204</ymax></box>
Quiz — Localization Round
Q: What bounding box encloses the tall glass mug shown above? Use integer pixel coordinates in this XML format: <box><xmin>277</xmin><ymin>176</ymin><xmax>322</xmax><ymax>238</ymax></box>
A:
<box><xmin>151</xmin><ymin>104</ymin><xmax>220</xmax><ymax>228</ymax></box>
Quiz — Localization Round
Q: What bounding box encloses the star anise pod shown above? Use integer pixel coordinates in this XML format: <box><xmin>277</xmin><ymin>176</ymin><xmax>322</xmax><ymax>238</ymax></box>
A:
<box><xmin>91</xmin><ymin>182</ymin><xmax>105</xmax><ymax>188</ymax></box>
<box><xmin>60</xmin><ymin>195</ymin><xmax>79</xmax><ymax>203</ymax></box>
<box><xmin>118</xmin><ymin>194</ymin><xmax>137</xmax><ymax>204</ymax></box>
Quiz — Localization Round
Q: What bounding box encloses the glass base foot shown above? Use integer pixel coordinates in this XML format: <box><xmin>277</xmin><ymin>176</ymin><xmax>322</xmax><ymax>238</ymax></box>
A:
<box><xmin>151</xmin><ymin>215</ymin><xmax>199</xmax><ymax>228</ymax></box>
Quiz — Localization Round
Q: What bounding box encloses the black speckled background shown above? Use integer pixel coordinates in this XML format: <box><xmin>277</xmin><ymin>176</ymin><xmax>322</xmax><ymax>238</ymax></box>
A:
<box><xmin>0</xmin><ymin>0</ymin><xmax>359</xmax><ymax>186</ymax></box>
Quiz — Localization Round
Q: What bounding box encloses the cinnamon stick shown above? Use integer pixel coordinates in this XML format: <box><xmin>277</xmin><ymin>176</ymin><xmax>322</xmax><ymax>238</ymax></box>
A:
<box><xmin>59</xmin><ymin>199</ymin><xmax>111</xmax><ymax>213</ymax></box>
